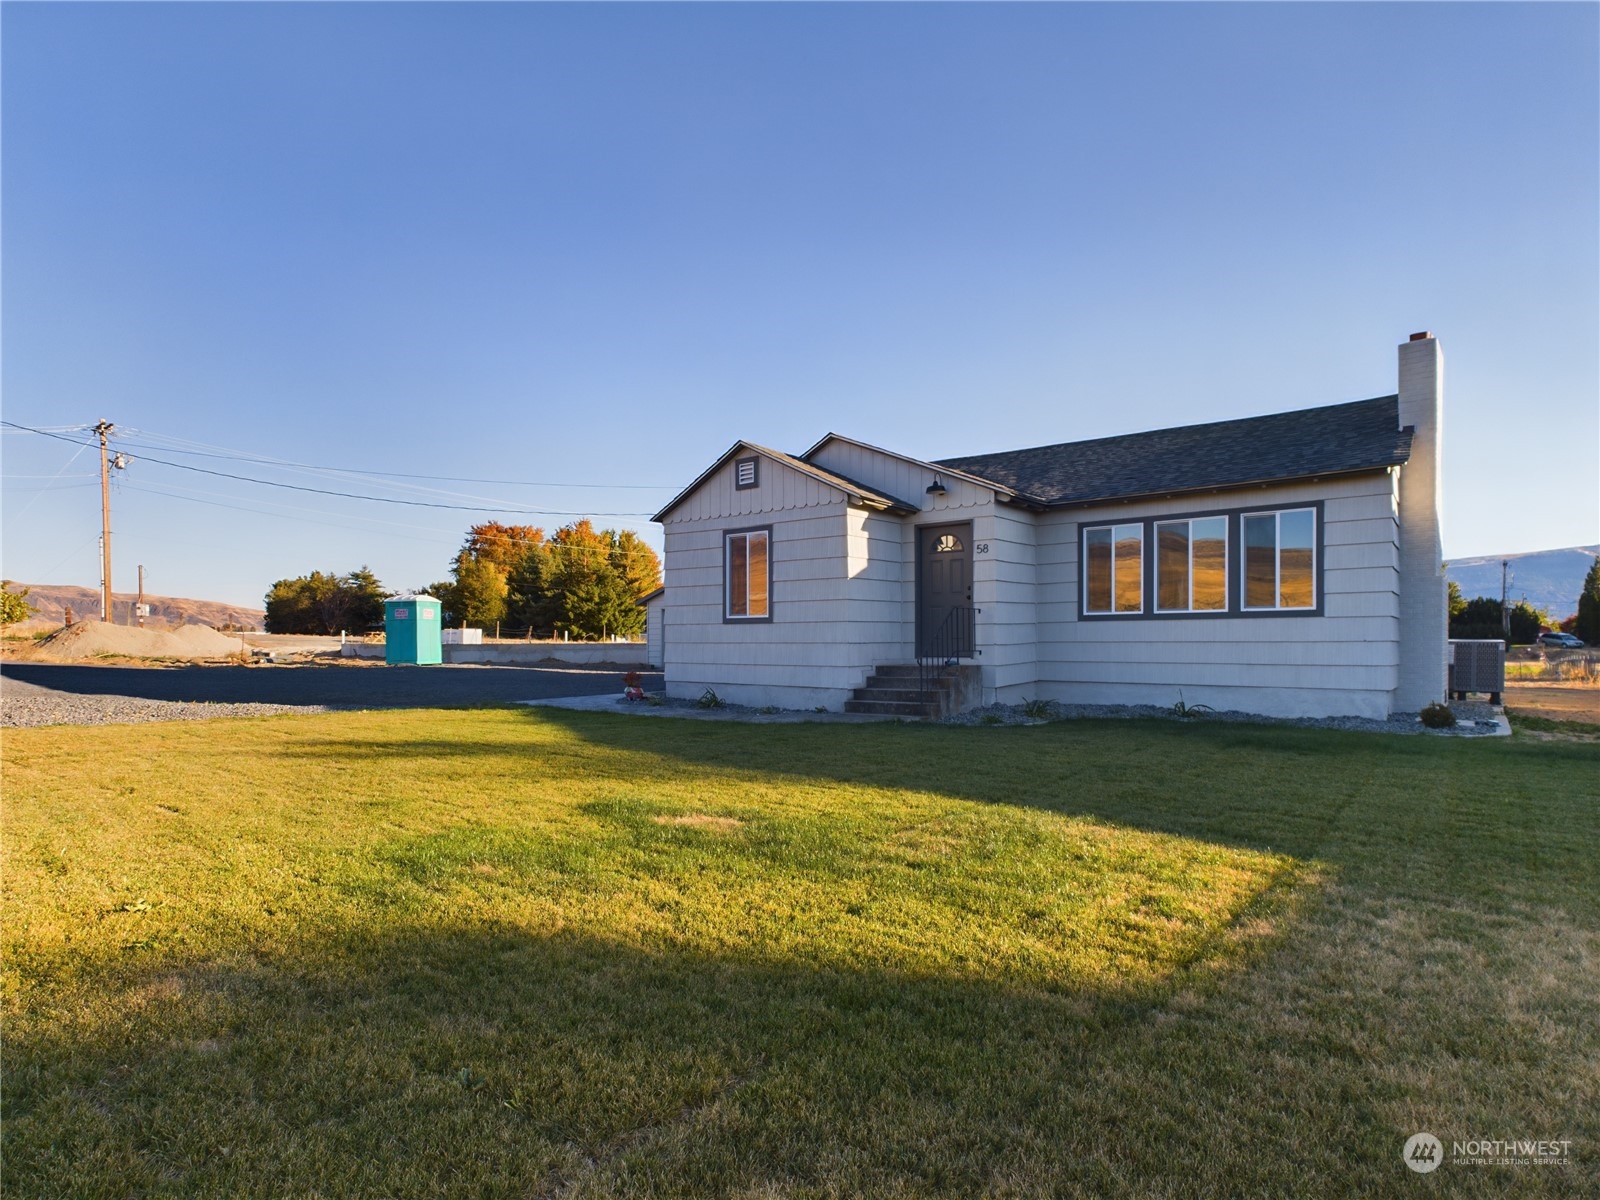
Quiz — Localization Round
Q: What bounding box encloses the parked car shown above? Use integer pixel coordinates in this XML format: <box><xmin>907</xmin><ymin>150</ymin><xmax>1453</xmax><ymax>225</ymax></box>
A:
<box><xmin>1536</xmin><ymin>632</ymin><xmax>1585</xmax><ymax>650</ymax></box>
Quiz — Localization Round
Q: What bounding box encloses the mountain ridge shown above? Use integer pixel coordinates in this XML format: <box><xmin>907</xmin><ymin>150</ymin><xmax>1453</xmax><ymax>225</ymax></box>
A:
<box><xmin>1445</xmin><ymin>544</ymin><xmax>1598</xmax><ymax>617</ymax></box>
<box><xmin>4</xmin><ymin>583</ymin><xmax>265</xmax><ymax>632</ymax></box>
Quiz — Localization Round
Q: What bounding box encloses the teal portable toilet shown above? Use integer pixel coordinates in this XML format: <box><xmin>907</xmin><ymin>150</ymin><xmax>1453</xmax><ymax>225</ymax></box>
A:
<box><xmin>385</xmin><ymin>594</ymin><xmax>443</xmax><ymax>665</ymax></box>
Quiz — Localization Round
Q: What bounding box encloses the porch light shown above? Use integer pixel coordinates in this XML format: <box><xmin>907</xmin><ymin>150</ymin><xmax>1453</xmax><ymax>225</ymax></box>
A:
<box><xmin>926</xmin><ymin>478</ymin><xmax>948</xmax><ymax>497</ymax></box>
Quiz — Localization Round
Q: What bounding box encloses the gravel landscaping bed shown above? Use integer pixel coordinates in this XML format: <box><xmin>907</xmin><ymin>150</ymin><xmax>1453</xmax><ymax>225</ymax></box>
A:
<box><xmin>559</xmin><ymin>691</ymin><xmax>1505</xmax><ymax>735</ymax></box>
<box><xmin>2</xmin><ymin>692</ymin><xmax>334</xmax><ymax>728</ymax></box>
<box><xmin>943</xmin><ymin>698</ymin><xmax>1505</xmax><ymax>735</ymax></box>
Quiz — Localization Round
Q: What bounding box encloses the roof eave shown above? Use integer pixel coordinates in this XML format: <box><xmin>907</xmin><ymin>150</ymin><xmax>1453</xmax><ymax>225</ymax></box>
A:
<box><xmin>1043</xmin><ymin>462</ymin><xmax>1407</xmax><ymax>511</ymax></box>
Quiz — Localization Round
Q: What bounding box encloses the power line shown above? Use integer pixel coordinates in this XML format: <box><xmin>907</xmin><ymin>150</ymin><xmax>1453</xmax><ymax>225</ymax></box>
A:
<box><xmin>113</xmin><ymin>430</ymin><xmax>681</xmax><ymax>490</ymax></box>
<box><xmin>119</xmin><ymin>480</ymin><xmax>464</xmax><ymax>544</ymax></box>
<box><xmin>1</xmin><ymin>422</ymin><xmax>658</xmax><ymax>518</ymax></box>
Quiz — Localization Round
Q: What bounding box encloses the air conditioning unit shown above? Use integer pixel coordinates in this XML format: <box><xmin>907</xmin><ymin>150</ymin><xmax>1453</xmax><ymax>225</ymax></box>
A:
<box><xmin>1449</xmin><ymin>639</ymin><xmax>1504</xmax><ymax>704</ymax></box>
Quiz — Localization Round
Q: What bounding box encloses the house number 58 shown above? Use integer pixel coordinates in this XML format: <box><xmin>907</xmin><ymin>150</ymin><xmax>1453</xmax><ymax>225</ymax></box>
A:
<box><xmin>974</xmin><ymin>542</ymin><xmax>991</xmax><ymax>554</ymax></box>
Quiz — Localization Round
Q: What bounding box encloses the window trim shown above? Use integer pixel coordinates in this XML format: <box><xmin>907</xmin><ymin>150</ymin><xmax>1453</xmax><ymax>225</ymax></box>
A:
<box><xmin>1079</xmin><ymin>500</ymin><xmax>1324</xmax><ymax>621</ymax></box>
<box><xmin>722</xmin><ymin>525</ymin><xmax>773</xmax><ymax>623</ymax></box>
<box><xmin>1154</xmin><ymin>514</ymin><xmax>1230</xmax><ymax>614</ymax></box>
<box><xmin>1240</xmin><ymin>505</ymin><xmax>1319</xmax><ymax>612</ymax></box>
<box><xmin>1082</xmin><ymin>521</ymin><xmax>1146</xmax><ymax>615</ymax></box>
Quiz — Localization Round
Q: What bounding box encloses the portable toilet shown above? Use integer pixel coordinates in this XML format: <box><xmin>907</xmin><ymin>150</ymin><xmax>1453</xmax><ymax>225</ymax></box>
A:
<box><xmin>385</xmin><ymin>594</ymin><xmax>443</xmax><ymax>665</ymax></box>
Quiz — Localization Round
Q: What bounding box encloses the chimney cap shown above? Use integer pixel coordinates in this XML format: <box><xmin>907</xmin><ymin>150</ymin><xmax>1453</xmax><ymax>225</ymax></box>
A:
<box><xmin>1408</xmin><ymin>331</ymin><xmax>1434</xmax><ymax>341</ymax></box>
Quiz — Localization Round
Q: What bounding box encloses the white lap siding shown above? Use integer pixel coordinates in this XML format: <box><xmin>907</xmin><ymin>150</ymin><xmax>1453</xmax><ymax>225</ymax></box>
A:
<box><xmin>660</xmin><ymin>455</ymin><xmax>877</xmax><ymax>709</ymax></box>
<box><xmin>809</xmin><ymin>439</ymin><xmax>1041</xmax><ymax>698</ymax></box>
<box><xmin>847</xmin><ymin>509</ymin><xmax>913</xmax><ymax>673</ymax></box>
<box><xmin>1036</xmin><ymin>472</ymin><xmax>1402</xmax><ymax>718</ymax></box>
<box><xmin>977</xmin><ymin>504</ymin><xmax>1039</xmax><ymax>703</ymax></box>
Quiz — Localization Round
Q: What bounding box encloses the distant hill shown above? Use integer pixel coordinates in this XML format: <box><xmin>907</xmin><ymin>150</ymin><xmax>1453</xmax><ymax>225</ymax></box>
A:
<box><xmin>1446</xmin><ymin>545</ymin><xmax>1599</xmax><ymax>618</ymax></box>
<box><xmin>5</xmin><ymin>583</ymin><xmax>264</xmax><ymax>632</ymax></box>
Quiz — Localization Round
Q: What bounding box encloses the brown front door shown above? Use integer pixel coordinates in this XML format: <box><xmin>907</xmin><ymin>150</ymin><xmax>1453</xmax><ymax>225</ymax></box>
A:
<box><xmin>917</xmin><ymin>523</ymin><xmax>974</xmax><ymax>658</ymax></box>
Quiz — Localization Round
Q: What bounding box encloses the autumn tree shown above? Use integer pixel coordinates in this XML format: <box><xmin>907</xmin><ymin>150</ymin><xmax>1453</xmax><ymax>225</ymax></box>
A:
<box><xmin>435</xmin><ymin>552</ymin><xmax>509</xmax><ymax>629</ymax></box>
<box><xmin>497</xmin><ymin>519</ymin><xmax>660</xmax><ymax>639</ymax></box>
<box><xmin>460</xmin><ymin>522</ymin><xmax>544</xmax><ymax>576</ymax></box>
<box><xmin>431</xmin><ymin>522</ymin><xmax>543</xmax><ymax>628</ymax></box>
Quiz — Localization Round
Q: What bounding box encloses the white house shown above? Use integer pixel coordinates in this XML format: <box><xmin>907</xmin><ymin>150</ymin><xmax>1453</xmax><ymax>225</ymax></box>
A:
<box><xmin>646</xmin><ymin>333</ymin><xmax>1448</xmax><ymax>719</ymax></box>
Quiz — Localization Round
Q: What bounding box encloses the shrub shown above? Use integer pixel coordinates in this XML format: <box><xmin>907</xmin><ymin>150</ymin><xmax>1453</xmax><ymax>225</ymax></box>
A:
<box><xmin>1419</xmin><ymin>702</ymin><xmax>1456</xmax><ymax>729</ymax></box>
<box><xmin>1021</xmin><ymin>697</ymin><xmax>1055</xmax><ymax>720</ymax></box>
<box><xmin>1</xmin><ymin>580</ymin><xmax>38</xmax><ymax>627</ymax></box>
<box><xmin>696</xmin><ymin>688</ymin><xmax>725</xmax><ymax>709</ymax></box>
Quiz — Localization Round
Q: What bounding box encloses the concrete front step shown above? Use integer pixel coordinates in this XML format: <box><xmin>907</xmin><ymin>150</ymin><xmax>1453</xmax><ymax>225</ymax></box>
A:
<box><xmin>850</xmin><ymin>685</ymin><xmax>944</xmax><ymax>705</ymax></box>
<box><xmin>846</xmin><ymin>661</ymin><xmax>982</xmax><ymax>719</ymax></box>
<box><xmin>842</xmin><ymin>697</ymin><xmax>941</xmax><ymax>718</ymax></box>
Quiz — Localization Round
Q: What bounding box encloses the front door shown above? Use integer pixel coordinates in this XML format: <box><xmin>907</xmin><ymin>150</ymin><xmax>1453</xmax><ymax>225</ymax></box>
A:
<box><xmin>917</xmin><ymin>522</ymin><xmax>974</xmax><ymax>658</ymax></box>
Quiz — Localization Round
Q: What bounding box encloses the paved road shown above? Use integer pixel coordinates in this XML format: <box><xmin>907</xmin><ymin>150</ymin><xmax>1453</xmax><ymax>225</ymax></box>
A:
<box><xmin>0</xmin><ymin>661</ymin><xmax>661</xmax><ymax>708</ymax></box>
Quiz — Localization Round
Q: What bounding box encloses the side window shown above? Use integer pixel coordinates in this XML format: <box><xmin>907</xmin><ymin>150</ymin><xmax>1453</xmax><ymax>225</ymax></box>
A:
<box><xmin>1083</xmin><ymin>523</ymin><xmax>1143</xmax><ymax>614</ymax></box>
<box><xmin>1242</xmin><ymin>508</ymin><xmax>1316</xmax><ymax>610</ymax></box>
<box><xmin>725</xmin><ymin>529</ymin><xmax>770</xmax><ymax>619</ymax></box>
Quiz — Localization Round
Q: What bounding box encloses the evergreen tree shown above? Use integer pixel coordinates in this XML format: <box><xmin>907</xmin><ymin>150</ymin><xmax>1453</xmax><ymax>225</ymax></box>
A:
<box><xmin>264</xmin><ymin>568</ymin><xmax>389</xmax><ymax>634</ymax></box>
<box><xmin>1576</xmin><ymin>557</ymin><xmax>1600</xmax><ymax>644</ymax></box>
<box><xmin>504</xmin><ymin>546</ymin><xmax>551</xmax><ymax>632</ymax></box>
<box><xmin>342</xmin><ymin>566</ymin><xmax>388</xmax><ymax>632</ymax></box>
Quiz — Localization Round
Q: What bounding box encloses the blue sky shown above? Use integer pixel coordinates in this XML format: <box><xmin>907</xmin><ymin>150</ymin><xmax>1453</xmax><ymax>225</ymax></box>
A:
<box><xmin>3</xmin><ymin>2</ymin><xmax>1596</xmax><ymax>609</ymax></box>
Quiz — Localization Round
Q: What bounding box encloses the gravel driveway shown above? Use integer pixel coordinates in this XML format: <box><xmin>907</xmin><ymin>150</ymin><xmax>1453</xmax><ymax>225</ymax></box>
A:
<box><xmin>0</xmin><ymin>661</ymin><xmax>660</xmax><ymax>728</ymax></box>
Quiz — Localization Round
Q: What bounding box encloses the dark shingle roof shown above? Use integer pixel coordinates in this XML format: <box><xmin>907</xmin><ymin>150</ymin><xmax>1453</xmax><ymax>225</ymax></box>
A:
<box><xmin>935</xmin><ymin>395</ymin><xmax>1413</xmax><ymax>507</ymax></box>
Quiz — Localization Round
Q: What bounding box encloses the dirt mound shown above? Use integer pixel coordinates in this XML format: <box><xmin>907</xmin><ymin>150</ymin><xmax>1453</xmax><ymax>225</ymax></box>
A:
<box><xmin>30</xmin><ymin>621</ymin><xmax>248</xmax><ymax>661</ymax></box>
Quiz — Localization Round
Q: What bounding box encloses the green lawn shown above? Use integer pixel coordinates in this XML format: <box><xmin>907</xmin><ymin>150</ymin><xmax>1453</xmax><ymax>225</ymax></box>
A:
<box><xmin>4</xmin><ymin>709</ymin><xmax>1596</xmax><ymax>1197</ymax></box>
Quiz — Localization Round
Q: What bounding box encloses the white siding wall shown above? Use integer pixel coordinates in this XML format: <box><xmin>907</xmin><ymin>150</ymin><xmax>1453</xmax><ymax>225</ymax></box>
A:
<box><xmin>1035</xmin><ymin>473</ymin><xmax>1402</xmax><ymax>718</ymax></box>
<box><xmin>661</xmin><ymin>454</ymin><xmax>870</xmax><ymax>709</ymax></box>
<box><xmin>644</xmin><ymin>595</ymin><xmax>664</xmax><ymax>670</ymax></box>
<box><xmin>808</xmin><ymin>439</ymin><xmax>989</xmax><ymax>514</ymax></box>
<box><xmin>848</xmin><ymin>509</ymin><xmax>912</xmax><ymax>671</ymax></box>
<box><xmin>976</xmin><ymin>504</ymin><xmax>1039</xmax><ymax>702</ymax></box>
<box><xmin>808</xmin><ymin>439</ymin><xmax>1041</xmax><ymax>698</ymax></box>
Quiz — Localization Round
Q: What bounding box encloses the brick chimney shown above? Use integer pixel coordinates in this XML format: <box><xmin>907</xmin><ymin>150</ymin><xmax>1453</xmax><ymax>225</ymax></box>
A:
<box><xmin>1395</xmin><ymin>332</ymin><xmax>1447</xmax><ymax>711</ymax></box>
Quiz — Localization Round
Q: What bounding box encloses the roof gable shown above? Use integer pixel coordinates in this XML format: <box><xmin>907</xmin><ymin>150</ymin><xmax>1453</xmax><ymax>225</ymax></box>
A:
<box><xmin>936</xmin><ymin>395</ymin><xmax>1413</xmax><ymax>507</ymax></box>
<box><xmin>800</xmin><ymin>433</ymin><xmax>1022</xmax><ymax>499</ymax></box>
<box><xmin>652</xmin><ymin>440</ymin><xmax>919</xmax><ymax>523</ymax></box>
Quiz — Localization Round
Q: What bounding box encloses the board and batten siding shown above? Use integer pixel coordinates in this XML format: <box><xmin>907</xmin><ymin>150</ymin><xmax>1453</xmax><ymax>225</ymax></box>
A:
<box><xmin>1034</xmin><ymin>471</ymin><xmax>1402</xmax><ymax>718</ymax></box>
<box><xmin>660</xmin><ymin>452</ymin><xmax>881</xmax><ymax>708</ymax></box>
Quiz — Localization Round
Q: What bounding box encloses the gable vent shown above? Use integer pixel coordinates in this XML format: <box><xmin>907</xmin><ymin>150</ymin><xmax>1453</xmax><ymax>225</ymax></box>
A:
<box><xmin>735</xmin><ymin>456</ymin><xmax>759</xmax><ymax>489</ymax></box>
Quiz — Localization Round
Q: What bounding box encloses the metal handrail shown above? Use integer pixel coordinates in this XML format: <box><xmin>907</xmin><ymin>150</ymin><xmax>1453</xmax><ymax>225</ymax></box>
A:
<box><xmin>918</xmin><ymin>605</ymin><xmax>979</xmax><ymax>696</ymax></box>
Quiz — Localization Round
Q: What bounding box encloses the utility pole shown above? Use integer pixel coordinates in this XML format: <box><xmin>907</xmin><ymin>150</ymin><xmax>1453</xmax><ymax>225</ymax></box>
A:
<box><xmin>92</xmin><ymin>421</ymin><xmax>129</xmax><ymax>622</ymax></box>
<box><xmin>1501</xmin><ymin>560</ymin><xmax>1510</xmax><ymax>642</ymax></box>
<box><xmin>137</xmin><ymin>564</ymin><xmax>146</xmax><ymax>628</ymax></box>
<box><xmin>96</xmin><ymin>420</ymin><xmax>114</xmax><ymax>622</ymax></box>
